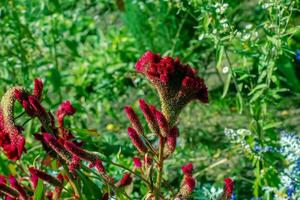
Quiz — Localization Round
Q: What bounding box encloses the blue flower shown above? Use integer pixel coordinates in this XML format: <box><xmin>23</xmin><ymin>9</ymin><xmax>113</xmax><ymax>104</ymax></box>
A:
<box><xmin>296</xmin><ymin>50</ymin><xmax>300</xmax><ymax>63</ymax></box>
<box><xmin>230</xmin><ymin>194</ymin><xmax>236</xmax><ymax>200</ymax></box>
<box><xmin>286</xmin><ymin>183</ymin><xmax>295</xmax><ymax>200</ymax></box>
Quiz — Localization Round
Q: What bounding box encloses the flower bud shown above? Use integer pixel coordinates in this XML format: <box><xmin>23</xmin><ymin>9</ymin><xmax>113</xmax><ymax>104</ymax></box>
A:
<box><xmin>33</xmin><ymin>78</ymin><xmax>43</xmax><ymax>100</ymax></box>
<box><xmin>124</xmin><ymin>106</ymin><xmax>144</xmax><ymax>135</ymax></box>
<box><xmin>29</xmin><ymin>167</ymin><xmax>64</xmax><ymax>188</ymax></box>
<box><xmin>127</xmin><ymin>127</ymin><xmax>147</xmax><ymax>153</ymax></box>
<box><xmin>181</xmin><ymin>162</ymin><xmax>193</xmax><ymax>176</ymax></box>
<box><xmin>139</xmin><ymin>99</ymin><xmax>160</xmax><ymax>135</ymax></box>
<box><xmin>42</xmin><ymin>133</ymin><xmax>72</xmax><ymax>163</ymax></box>
<box><xmin>155</xmin><ymin>110</ymin><xmax>169</xmax><ymax>137</ymax></box>
<box><xmin>133</xmin><ymin>157</ymin><xmax>142</xmax><ymax>168</ymax></box>
<box><xmin>115</xmin><ymin>173</ymin><xmax>132</xmax><ymax>188</ymax></box>
<box><xmin>221</xmin><ymin>178</ymin><xmax>234</xmax><ymax>200</ymax></box>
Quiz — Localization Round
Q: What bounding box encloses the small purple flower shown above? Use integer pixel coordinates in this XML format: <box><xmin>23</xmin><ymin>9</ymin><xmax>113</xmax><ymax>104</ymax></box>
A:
<box><xmin>286</xmin><ymin>183</ymin><xmax>295</xmax><ymax>200</ymax></box>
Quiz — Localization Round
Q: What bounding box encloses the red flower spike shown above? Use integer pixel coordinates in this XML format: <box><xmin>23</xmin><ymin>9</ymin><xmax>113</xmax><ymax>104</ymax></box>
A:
<box><xmin>8</xmin><ymin>175</ymin><xmax>29</xmax><ymax>199</ymax></box>
<box><xmin>127</xmin><ymin>127</ymin><xmax>147</xmax><ymax>153</ymax></box>
<box><xmin>68</xmin><ymin>156</ymin><xmax>81</xmax><ymax>173</ymax></box>
<box><xmin>0</xmin><ymin>88</ymin><xmax>28</xmax><ymax>160</ymax></box>
<box><xmin>164</xmin><ymin>126</ymin><xmax>179</xmax><ymax>157</ymax></box>
<box><xmin>176</xmin><ymin>162</ymin><xmax>196</xmax><ymax>198</ymax></box>
<box><xmin>42</xmin><ymin>133</ymin><xmax>72</xmax><ymax>163</ymax></box>
<box><xmin>124</xmin><ymin>106</ymin><xmax>144</xmax><ymax>135</ymax></box>
<box><xmin>64</xmin><ymin>141</ymin><xmax>106</xmax><ymax>173</ymax></box>
<box><xmin>22</xmin><ymin>100</ymin><xmax>35</xmax><ymax>116</ymax></box>
<box><xmin>155</xmin><ymin>110</ymin><xmax>169</xmax><ymax>137</ymax></box>
<box><xmin>133</xmin><ymin>157</ymin><xmax>142</xmax><ymax>168</ymax></box>
<box><xmin>29</xmin><ymin>167</ymin><xmax>64</xmax><ymax>188</ymax></box>
<box><xmin>14</xmin><ymin>90</ymin><xmax>27</xmax><ymax>103</ymax></box>
<box><xmin>181</xmin><ymin>162</ymin><xmax>193</xmax><ymax>176</ymax></box>
<box><xmin>33</xmin><ymin>78</ymin><xmax>43</xmax><ymax>100</ymax></box>
<box><xmin>56</xmin><ymin>101</ymin><xmax>76</xmax><ymax>128</ymax></box>
<box><xmin>224</xmin><ymin>177</ymin><xmax>234</xmax><ymax>197</ymax></box>
<box><xmin>139</xmin><ymin>99</ymin><xmax>160</xmax><ymax>135</ymax></box>
<box><xmin>115</xmin><ymin>173</ymin><xmax>132</xmax><ymax>188</ymax></box>
<box><xmin>183</xmin><ymin>175</ymin><xmax>196</xmax><ymax>193</ymax></box>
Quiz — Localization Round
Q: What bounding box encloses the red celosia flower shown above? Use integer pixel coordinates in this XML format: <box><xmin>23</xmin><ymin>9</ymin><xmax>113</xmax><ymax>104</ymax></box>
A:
<box><xmin>127</xmin><ymin>127</ymin><xmax>147</xmax><ymax>153</ymax></box>
<box><xmin>124</xmin><ymin>106</ymin><xmax>144</xmax><ymax>135</ymax></box>
<box><xmin>56</xmin><ymin>101</ymin><xmax>76</xmax><ymax>128</ymax></box>
<box><xmin>8</xmin><ymin>175</ymin><xmax>29</xmax><ymax>199</ymax></box>
<box><xmin>139</xmin><ymin>99</ymin><xmax>160</xmax><ymax>135</ymax></box>
<box><xmin>63</xmin><ymin>140</ymin><xmax>106</xmax><ymax>173</ymax></box>
<box><xmin>164</xmin><ymin>126</ymin><xmax>179</xmax><ymax>157</ymax></box>
<box><xmin>33</xmin><ymin>78</ymin><xmax>43</xmax><ymax>100</ymax></box>
<box><xmin>68</xmin><ymin>156</ymin><xmax>81</xmax><ymax>173</ymax></box>
<box><xmin>133</xmin><ymin>157</ymin><xmax>142</xmax><ymax>168</ymax></box>
<box><xmin>155</xmin><ymin>110</ymin><xmax>169</xmax><ymax>137</ymax></box>
<box><xmin>42</xmin><ymin>133</ymin><xmax>72</xmax><ymax>164</ymax></box>
<box><xmin>181</xmin><ymin>162</ymin><xmax>193</xmax><ymax>176</ymax></box>
<box><xmin>183</xmin><ymin>175</ymin><xmax>196</xmax><ymax>193</ymax></box>
<box><xmin>29</xmin><ymin>167</ymin><xmax>64</xmax><ymax>188</ymax></box>
<box><xmin>135</xmin><ymin>51</ymin><xmax>208</xmax><ymax>124</ymax></box>
<box><xmin>115</xmin><ymin>173</ymin><xmax>132</xmax><ymax>188</ymax></box>
<box><xmin>223</xmin><ymin>177</ymin><xmax>234</xmax><ymax>197</ymax></box>
<box><xmin>176</xmin><ymin>162</ymin><xmax>196</xmax><ymax>198</ymax></box>
<box><xmin>0</xmin><ymin>88</ymin><xmax>27</xmax><ymax>160</ymax></box>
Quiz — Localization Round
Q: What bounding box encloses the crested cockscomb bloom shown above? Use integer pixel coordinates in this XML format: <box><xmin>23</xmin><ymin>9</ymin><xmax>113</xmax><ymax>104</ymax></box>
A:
<box><xmin>133</xmin><ymin>157</ymin><xmax>142</xmax><ymax>168</ymax></box>
<box><xmin>8</xmin><ymin>175</ymin><xmax>29</xmax><ymax>199</ymax></box>
<box><xmin>33</xmin><ymin>78</ymin><xmax>43</xmax><ymax>100</ymax></box>
<box><xmin>64</xmin><ymin>140</ymin><xmax>106</xmax><ymax>173</ymax></box>
<box><xmin>136</xmin><ymin>51</ymin><xmax>208</xmax><ymax>124</ymax></box>
<box><xmin>29</xmin><ymin>167</ymin><xmax>64</xmax><ymax>188</ymax></box>
<box><xmin>164</xmin><ymin>126</ymin><xmax>179</xmax><ymax>157</ymax></box>
<box><xmin>127</xmin><ymin>127</ymin><xmax>147</xmax><ymax>153</ymax></box>
<box><xmin>139</xmin><ymin>99</ymin><xmax>160</xmax><ymax>135</ymax></box>
<box><xmin>181</xmin><ymin>162</ymin><xmax>193</xmax><ymax>176</ymax></box>
<box><xmin>115</xmin><ymin>173</ymin><xmax>132</xmax><ymax>188</ymax></box>
<box><xmin>221</xmin><ymin>178</ymin><xmax>234</xmax><ymax>200</ymax></box>
<box><xmin>155</xmin><ymin>110</ymin><xmax>169</xmax><ymax>137</ymax></box>
<box><xmin>124</xmin><ymin>106</ymin><xmax>144</xmax><ymax>135</ymax></box>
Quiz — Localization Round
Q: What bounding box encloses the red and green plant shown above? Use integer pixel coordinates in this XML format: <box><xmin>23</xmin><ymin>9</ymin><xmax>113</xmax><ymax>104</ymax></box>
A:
<box><xmin>0</xmin><ymin>51</ymin><xmax>235</xmax><ymax>199</ymax></box>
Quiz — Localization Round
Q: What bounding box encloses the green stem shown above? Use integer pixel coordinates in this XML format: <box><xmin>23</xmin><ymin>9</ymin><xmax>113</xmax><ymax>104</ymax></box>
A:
<box><xmin>155</xmin><ymin>136</ymin><xmax>166</xmax><ymax>200</ymax></box>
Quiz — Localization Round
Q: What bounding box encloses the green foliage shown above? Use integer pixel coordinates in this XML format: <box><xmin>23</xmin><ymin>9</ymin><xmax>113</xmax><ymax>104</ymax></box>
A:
<box><xmin>0</xmin><ymin>0</ymin><xmax>300</xmax><ymax>199</ymax></box>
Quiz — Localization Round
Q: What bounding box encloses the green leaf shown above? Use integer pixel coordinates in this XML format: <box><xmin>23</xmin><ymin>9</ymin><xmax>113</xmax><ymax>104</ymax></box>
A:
<box><xmin>222</xmin><ymin>72</ymin><xmax>232</xmax><ymax>98</ymax></box>
<box><xmin>33</xmin><ymin>179</ymin><xmax>44</xmax><ymax>200</ymax></box>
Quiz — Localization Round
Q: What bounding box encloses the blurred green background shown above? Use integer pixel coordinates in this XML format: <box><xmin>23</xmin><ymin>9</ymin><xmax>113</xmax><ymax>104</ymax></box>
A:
<box><xmin>0</xmin><ymin>0</ymin><xmax>300</xmax><ymax>199</ymax></box>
